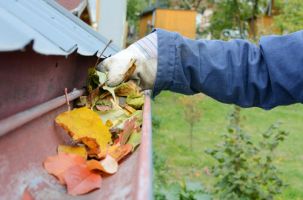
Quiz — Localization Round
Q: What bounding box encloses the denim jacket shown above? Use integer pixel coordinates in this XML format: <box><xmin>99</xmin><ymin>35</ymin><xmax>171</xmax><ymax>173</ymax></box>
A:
<box><xmin>153</xmin><ymin>29</ymin><xmax>303</xmax><ymax>109</ymax></box>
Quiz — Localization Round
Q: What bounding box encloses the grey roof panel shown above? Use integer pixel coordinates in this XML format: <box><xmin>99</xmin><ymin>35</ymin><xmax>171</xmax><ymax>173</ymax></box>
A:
<box><xmin>0</xmin><ymin>0</ymin><xmax>119</xmax><ymax>56</ymax></box>
<box><xmin>0</xmin><ymin>8</ymin><xmax>31</xmax><ymax>52</ymax></box>
<box><xmin>0</xmin><ymin>6</ymin><xmax>67</xmax><ymax>55</ymax></box>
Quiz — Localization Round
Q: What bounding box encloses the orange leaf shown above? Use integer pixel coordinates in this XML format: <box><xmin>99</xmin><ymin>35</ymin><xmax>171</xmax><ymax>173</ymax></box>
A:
<box><xmin>63</xmin><ymin>164</ymin><xmax>102</xmax><ymax>196</ymax></box>
<box><xmin>55</xmin><ymin>107</ymin><xmax>111</xmax><ymax>156</ymax></box>
<box><xmin>99</xmin><ymin>144</ymin><xmax>133</xmax><ymax>162</ymax></box>
<box><xmin>22</xmin><ymin>187</ymin><xmax>34</xmax><ymax>200</ymax></box>
<box><xmin>86</xmin><ymin>155</ymin><xmax>118</xmax><ymax>174</ymax></box>
<box><xmin>43</xmin><ymin>153</ymin><xmax>85</xmax><ymax>184</ymax></box>
<box><xmin>81</xmin><ymin>137</ymin><xmax>100</xmax><ymax>156</ymax></box>
<box><xmin>98</xmin><ymin>144</ymin><xmax>119</xmax><ymax>159</ymax></box>
<box><xmin>114</xmin><ymin>144</ymin><xmax>133</xmax><ymax>162</ymax></box>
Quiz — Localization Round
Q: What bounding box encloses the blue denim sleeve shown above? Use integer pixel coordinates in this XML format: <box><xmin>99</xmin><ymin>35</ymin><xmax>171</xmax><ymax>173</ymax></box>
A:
<box><xmin>153</xmin><ymin>29</ymin><xmax>303</xmax><ymax>109</ymax></box>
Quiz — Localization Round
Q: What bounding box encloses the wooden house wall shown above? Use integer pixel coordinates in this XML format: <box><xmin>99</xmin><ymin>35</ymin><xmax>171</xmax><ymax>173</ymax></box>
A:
<box><xmin>139</xmin><ymin>9</ymin><xmax>196</xmax><ymax>39</ymax></box>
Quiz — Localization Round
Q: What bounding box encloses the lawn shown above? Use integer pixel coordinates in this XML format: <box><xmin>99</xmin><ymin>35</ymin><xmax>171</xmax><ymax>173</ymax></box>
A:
<box><xmin>152</xmin><ymin>91</ymin><xmax>303</xmax><ymax>199</ymax></box>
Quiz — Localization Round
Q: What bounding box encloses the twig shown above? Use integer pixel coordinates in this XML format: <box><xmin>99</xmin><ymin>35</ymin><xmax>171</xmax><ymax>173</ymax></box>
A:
<box><xmin>64</xmin><ymin>88</ymin><xmax>71</xmax><ymax>111</ymax></box>
<box><xmin>194</xmin><ymin>0</ymin><xmax>203</xmax><ymax>10</ymax></box>
<box><xmin>94</xmin><ymin>39</ymin><xmax>113</xmax><ymax>68</ymax></box>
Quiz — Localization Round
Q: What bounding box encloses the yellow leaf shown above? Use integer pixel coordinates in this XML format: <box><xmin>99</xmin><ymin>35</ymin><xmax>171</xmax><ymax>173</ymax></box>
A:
<box><xmin>55</xmin><ymin>107</ymin><xmax>111</xmax><ymax>156</ymax></box>
<box><xmin>57</xmin><ymin>145</ymin><xmax>87</xmax><ymax>159</ymax></box>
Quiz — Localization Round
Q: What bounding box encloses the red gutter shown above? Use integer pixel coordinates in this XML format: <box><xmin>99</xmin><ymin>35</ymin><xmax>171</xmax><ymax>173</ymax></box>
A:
<box><xmin>0</xmin><ymin>89</ymin><xmax>85</xmax><ymax>137</ymax></box>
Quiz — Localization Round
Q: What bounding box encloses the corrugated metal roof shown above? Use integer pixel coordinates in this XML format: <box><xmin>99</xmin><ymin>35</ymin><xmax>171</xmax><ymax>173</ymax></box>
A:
<box><xmin>0</xmin><ymin>0</ymin><xmax>119</xmax><ymax>56</ymax></box>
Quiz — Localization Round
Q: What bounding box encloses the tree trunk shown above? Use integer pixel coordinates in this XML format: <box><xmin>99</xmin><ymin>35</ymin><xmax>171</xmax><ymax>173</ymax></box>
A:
<box><xmin>190</xmin><ymin>122</ymin><xmax>194</xmax><ymax>175</ymax></box>
<box><xmin>190</xmin><ymin>122</ymin><xmax>193</xmax><ymax>152</ymax></box>
<box><xmin>251</xmin><ymin>0</ymin><xmax>259</xmax><ymax>40</ymax></box>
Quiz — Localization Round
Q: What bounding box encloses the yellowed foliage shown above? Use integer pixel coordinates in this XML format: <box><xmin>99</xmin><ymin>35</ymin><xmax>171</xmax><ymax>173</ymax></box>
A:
<box><xmin>55</xmin><ymin>107</ymin><xmax>111</xmax><ymax>156</ymax></box>
<box><xmin>57</xmin><ymin>145</ymin><xmax>87</xmax><ymax>159</ymax></box>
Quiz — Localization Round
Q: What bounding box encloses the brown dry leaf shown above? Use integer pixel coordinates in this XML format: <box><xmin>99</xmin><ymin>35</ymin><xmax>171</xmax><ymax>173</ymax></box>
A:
<box><xmin>57</xmin><ymin>145</ymin><xmax>87</xmax><ymax>159</ymax></box>
<box><xmin>96</xmin><ymin>105</ymin><xmax>112</xmax><ymax>112</ymax></box>
<box><xmin>115</xmin><ymin>81</ymin><xmax>139</xmax><ymax>97</ymax></box>
<box><xmin>43</xmin><ymin>153</ymin><xmax>86</xmax><ymax>184</ymax></box>
<box><xmin>86</xmin><ymin>155</ymin><xmax>118</xmax><ymax>174</ymax></box>
<box><xmin>87</xmin><ymin>86</ymin><xmax>100</xmax><ymax>108</ymax></box>
<box><xmin>63</xmin><ymin>164</ymin><xmax>102</xmax><ymax>196</ymax></box>
<box><xmin>55</xmin><ymin>107</ymin><xmax>111</xmax><ymax>156</ymax></box>
<box><xmin>123</xmin><ymin>104</ymin><xmax>137</xmax><ymax>115</ymax></box>
<box><xmin>122</xmin><ymin>59</ymin><xmax>136</xmax><ymax>82</ymax></box>
<box><xmin>119</xmin><ymin>118</ymin><xmax>136</xmax><ymax>145</ymax></box>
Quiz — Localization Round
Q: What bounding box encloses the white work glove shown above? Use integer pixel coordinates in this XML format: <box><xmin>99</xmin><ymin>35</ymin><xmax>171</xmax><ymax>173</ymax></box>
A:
<box><xmin>97</xmin><ymin>32</ymin><xmax>158</xmax><ymax>90</ymax></box>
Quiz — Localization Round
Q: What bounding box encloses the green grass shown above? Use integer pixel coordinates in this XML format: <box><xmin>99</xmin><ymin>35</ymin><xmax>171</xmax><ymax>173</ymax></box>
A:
<box><xmin>152</xmin><ymin>91</ymin><xmax>303</xmax><ymax>199</ymax></box>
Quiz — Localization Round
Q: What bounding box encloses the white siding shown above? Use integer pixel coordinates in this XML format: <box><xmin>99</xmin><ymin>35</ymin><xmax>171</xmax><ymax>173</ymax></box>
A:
<box><xmin>98</xmin><ymin>0</ymin><xmax>127</xmax><ymax>49</ymax></box>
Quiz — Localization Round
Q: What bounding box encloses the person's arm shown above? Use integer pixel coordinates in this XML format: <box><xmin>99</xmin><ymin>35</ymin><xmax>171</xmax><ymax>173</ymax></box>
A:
<box><xmin>99</xmin><ymin>29</ymin><xmax>303</xmax><ymax>109</ymax></box>
<box><xmin>155</xmin><ymin>29</ymin><xmax>303</xmax><ymax>109</ymax></box>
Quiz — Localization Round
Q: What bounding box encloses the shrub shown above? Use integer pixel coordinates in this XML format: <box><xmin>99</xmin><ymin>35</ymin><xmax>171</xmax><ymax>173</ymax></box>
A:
<box><xmin>155</xmin><ymin>180</ymin><xmax>212</xmax><ymax>200</ymax></box>
<box><xmin>206</xmin><ymin>106</ymin><xmax>288</xmax><ymax>200</ymax></box>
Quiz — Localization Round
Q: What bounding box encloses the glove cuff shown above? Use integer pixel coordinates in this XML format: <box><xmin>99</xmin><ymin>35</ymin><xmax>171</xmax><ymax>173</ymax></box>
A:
<box><xmin>129</xmin><ymin>32</ymin><xmax>158</xmax><ymax>60</ymax></box>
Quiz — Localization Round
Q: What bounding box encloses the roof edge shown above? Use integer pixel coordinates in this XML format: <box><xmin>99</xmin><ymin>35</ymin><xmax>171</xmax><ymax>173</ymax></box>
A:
<box><xmin>45</xmin><ymin>0</ymin><xmax>120</xmax><ymax>53</ymax></box>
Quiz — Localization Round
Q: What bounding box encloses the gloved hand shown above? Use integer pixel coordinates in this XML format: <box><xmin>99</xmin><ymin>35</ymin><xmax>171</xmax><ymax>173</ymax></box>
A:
<box><xmin>97</xmin><ymin>32</ymin><xmax>158</xmax><ymax>90</ymax></box>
